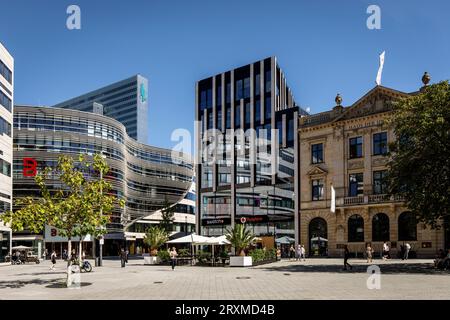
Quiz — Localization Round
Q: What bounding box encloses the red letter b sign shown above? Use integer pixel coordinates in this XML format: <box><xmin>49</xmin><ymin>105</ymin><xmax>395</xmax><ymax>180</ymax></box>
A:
<box><xmin>23</xmin><ymin>158</ymin><xmax>37</xmax><ymax>177</ymax></box>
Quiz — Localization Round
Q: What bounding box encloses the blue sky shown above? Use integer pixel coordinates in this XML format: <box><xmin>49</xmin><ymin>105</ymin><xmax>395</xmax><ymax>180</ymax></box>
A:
<box><xmin>1</xmin><ymin>0</ymin><xmax>449</xmax><ymax>149</ymax></box>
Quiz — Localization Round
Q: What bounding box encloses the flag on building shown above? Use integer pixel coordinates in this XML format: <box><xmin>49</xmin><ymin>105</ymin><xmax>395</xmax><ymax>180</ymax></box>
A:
<box><xmin>376</xmin><ymin>51</ymin><xmax>385</xmax><ymax>86</ymax></box>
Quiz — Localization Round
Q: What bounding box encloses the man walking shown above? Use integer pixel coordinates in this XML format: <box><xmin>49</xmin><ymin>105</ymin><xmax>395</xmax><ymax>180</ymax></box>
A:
<box><xmin>300</xmin><ymin>245</ymin><xmax>306</xmax><ymax>261</ymax></box>
<box><xmin>120</xmin><ymin>248</ymin><xmax>127</xmax><ymax>268</ymax></box>
<box><xmin>343</xmin><ymin>245</ymin><xmax>352</xmax><ymax>270</ymax></box>
<box><xmin>404</xmin><ymin>243</ymin><xmax>411</xmax><ymax>260</ymax></box>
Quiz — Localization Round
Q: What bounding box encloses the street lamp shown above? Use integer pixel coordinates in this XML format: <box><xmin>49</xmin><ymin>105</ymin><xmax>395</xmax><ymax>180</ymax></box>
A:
<box><xmin>98</xmin><ymin>153</ymin><xmax>107</xmax><ymax>267</ymax></box>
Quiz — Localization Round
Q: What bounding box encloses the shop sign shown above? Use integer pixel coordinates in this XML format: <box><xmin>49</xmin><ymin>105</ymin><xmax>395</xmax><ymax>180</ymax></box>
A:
<box><xmin>235</xmin><ymin>215</ymin><xmax>268</xmax><ymax>224</ymax></box>
<box><xmin>201</xmin><ymin>218</ymin><xmax>231</xmax><ymax>226</ymax></box>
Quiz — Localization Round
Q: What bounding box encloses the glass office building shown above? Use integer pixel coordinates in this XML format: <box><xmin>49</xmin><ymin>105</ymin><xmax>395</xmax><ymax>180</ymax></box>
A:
<box><xmin>52</xmin><ymin>75</ymin><xmax>149</xmax><ymax>143</ymax></box>
<box><xmin>0</xmin><ymin>42</ymin><xmax>13</xmax><ymax>263</ymax></box>
<box><xmin>195</xmin><ymin>57</ymin><xmax>308</xmax><ymax>249</ymax></box>
<box><xmin>13</xmin><ymin>105</ymin><xmax>194</xmax><ymax>255</ymax></box>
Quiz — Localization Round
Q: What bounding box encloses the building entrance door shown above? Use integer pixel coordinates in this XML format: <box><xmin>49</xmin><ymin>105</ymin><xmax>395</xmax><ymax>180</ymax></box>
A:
<box><xmin>309</xmin><ymin>218</ymin><xmax>328</xmax><ymax>256</ymax></box>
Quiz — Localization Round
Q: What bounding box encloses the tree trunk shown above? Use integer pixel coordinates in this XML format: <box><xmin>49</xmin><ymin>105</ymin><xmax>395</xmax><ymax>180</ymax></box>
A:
<box><xmin>67</xmin><ymin>238</ymin><xmax>72</xmax><ymax>287</ymax></box>
<box><xmin>79</xmin><ymin>240</ymin><xmax>82</xmax><ymax>262</ymax></box>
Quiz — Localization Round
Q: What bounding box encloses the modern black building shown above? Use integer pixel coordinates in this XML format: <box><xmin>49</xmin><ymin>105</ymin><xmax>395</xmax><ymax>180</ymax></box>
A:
<box><xmin>195</xmin><ymin>57</ymin><xmax>308</xmax><ymax>248</ymax></box>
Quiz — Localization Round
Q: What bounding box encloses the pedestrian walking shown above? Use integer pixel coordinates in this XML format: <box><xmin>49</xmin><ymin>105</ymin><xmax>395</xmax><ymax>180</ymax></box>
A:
<box><xmin>50</xmin><ymin>250</ymin><xmax>57</xmax><ymax>270</ymax></box>
<box><xmin>296</xmin><ymin>244</ymin><xmax>301</xmax><ymax>261</ymax></box>
<box><xmin>276</xmin><ymin>247</ymin><xmax>281</xmax><ymax>261</ymax></box>
<box><xmin>382</xmin><ymin>242</ymin><xmax>390</xmax><ymax>260</ymax></box>
<box><xmin>366</xmin><ymin>243</ymin><xmax>373</xmax><ymax>263</ymax></box>
<box><xmin>120</xmin><ymin>248</ymin><xmax>127</xmax><ymax>268</ymax></box>
<box><xmin>62</xmin><ymin>249</ymin><xmax>68</xmax><ymax>260</ymax></box>
<box><xmin>343</xmin><ymin>245</ymin><xmax>352</xmax><ymax>270</ymax></box>
<box><xmin>300</xmin><ymin>245</ymin><xmax>306</xmax><ymax>261</ymax></box>
<box><xmin>404</xmin><ymin>243</ymin><xmax>411</xmax><ymax>260</ymax></box>
<box><xmin>289</xmin><ymin>245</ymin><xmax>295</xmax><ymax>260</ymax></box>
<box><xmin>169</xmin><ymin>247</ymin><xmax>178</xmax><ymax>270</ymax></box>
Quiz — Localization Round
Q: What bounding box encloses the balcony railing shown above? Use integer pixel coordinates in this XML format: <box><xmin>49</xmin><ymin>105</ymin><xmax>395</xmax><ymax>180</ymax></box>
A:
<box><xmin>340</xmin><ymin>194</ymin><xmax>405</xmax><ymax>206</ymax></box>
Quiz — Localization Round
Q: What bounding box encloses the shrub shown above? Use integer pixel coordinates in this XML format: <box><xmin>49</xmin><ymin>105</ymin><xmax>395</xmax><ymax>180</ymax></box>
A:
<box><xmin>250</xmin><ymin>248</ymin><xmax>276</xmax><ymax>263</ymax></box>
<box><xmin>197</xmin><ymin>250</ymin><xmax>211</xmax><ymax>264</ymax></box>
<box><xmin>157</xmin><ymin>250</ymin><xmax>170</xmax><ymax>262</ymax></box>
<box><xmin>178</xmin><ymin>249</ymin><xmax>190</xmax><ymax>257</ymax></box>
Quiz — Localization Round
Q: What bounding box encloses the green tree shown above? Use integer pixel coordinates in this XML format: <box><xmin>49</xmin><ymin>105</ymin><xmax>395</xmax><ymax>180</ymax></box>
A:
<box><xmin>160</xmin><ymin>197</ymin><xmax>175</xmax><ymax>232</ymax></box>
<box><xmin>387</xmin><ymin>81</ymin><xmax>450</xmax><ymax>230</ymax></box>
<box><xmin>143</xmin><ymin>225</ymin><xmax>168</xmax><ymax>256</ymax></box>
<box><xmin>1</xmin><ymin>154</ymin><xmax>124</xmax><ymax>284</ymax></box>
<box><xmin>225</xmin><ymin>224</ymin><xmax>255</xmax><ymax>256</ymax></box>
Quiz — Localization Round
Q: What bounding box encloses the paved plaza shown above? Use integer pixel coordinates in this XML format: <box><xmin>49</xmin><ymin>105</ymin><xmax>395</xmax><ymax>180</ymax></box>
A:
<box><xmin>0</xmin><ymin>258</ymin><xmax>449</xmax><ymax>300</ymax></box>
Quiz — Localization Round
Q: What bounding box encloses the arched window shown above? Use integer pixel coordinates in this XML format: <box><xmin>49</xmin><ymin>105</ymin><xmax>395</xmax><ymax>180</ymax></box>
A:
<box><xmin>348</xmin><ymin>214</ymin><xmax>364</xmax><ymax>242</ymax></box>
<box><xmin>372</xmin><ymin>213</ymin><xmax>390</xmax><ymax>241</ymax></box>
<box><xmin>398</xmin><ymin>212</ymin><xmax>417</xmax><ymax>241</ymax></box>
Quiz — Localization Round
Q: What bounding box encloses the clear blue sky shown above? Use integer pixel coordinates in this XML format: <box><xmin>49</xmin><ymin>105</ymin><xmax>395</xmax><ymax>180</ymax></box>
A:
<box><xmin>1</xmin><ymin>0</ymin><xmax>449</xmax><ymax>149</ymax></box>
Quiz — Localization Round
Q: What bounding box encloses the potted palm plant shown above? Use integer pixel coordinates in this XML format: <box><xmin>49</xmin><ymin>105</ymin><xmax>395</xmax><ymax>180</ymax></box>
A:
<box><xmin>226</xmin><ymin>224</ymin><xmax>255</xmax><ymax>267</ymax></box>
<box><xmin>143</xmin><ymin>226</ymin><xmax>168</xmax><ymax>264</ymax></box>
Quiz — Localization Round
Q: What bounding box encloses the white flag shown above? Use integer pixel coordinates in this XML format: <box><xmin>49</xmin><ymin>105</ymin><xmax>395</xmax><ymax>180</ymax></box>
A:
<box><xmin>376</xmin><ymin>51</ymin><xmax>385</xmax><ymax>86</ymax></box>
<box><xmin>330</xmin><ymin>184</ymin><xmax>336</xmax><ymax>213</ymax></box>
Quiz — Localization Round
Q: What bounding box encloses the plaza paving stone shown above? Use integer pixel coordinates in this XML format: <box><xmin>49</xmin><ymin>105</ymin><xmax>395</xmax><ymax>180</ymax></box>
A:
<box><xmin>0</xmin><ymin>258</ymin><xmax>448</xmax><ymax>300</ymax></box>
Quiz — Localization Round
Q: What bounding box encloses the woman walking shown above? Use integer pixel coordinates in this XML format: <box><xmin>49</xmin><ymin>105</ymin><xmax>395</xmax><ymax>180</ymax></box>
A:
<box><xmin>170</xmin><ymin>247</ymin><xmax>178</xmax><ymax>270</ymax></box>
<box><xmin>366</xmin><ymin>243</ymin><xmax>373</xmax><ymax>263</ymax></box>
<box><xmin>50</xmin><ymin>250</ymin><xmax>57</xmax><ymax>270</ymax></box>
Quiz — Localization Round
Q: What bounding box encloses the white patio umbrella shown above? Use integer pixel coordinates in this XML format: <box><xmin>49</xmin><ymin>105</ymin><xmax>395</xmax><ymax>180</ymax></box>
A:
<box><xmin>310</xmin><ymin>236</ymin><xmax>328</xmax><ymax>242</ymax></box>
<box><xmin>12</xmin><ymin>245</ymin><xmax>32</xmax><ymax>250</ymax></box>
<box><xmin>166</xmin><ymin>234</ymin><xmax>211</xmax><ymax>244</ymax></box>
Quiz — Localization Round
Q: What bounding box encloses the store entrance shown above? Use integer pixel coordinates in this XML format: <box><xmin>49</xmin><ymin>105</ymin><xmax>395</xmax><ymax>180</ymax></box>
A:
<box><xmin>309</xmin><ymin>217</ymin><xmax>328</xmax><ymax>256</ymax></box>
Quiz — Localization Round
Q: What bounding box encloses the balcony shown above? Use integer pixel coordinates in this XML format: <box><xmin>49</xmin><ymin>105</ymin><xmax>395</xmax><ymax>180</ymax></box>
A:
<box><xmin>339</xmin><ymin>194</ymin><xmax>405</xmax><ymax>207</ymax></box>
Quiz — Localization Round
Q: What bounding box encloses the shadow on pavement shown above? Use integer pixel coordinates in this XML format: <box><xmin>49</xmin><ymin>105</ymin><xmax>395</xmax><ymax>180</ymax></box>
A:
<box><xmin>257</xmin><ymin>262</ymin><xmax>450</xmax><ymax>275</ymax></box>
<box><xmin>46</xmin><ymin>282</ymin><xmax>92</xmax><ymax>289</ymax></box>
<box><xmin>0</xmin><ymin>278</ymin><xmax>62</xmax><ymax>289</ymax></box>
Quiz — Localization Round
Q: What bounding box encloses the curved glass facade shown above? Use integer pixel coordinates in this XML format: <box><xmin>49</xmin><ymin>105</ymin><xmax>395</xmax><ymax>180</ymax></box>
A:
<box><xmin>13</xmin><ymin>105</ymin><xmax>194</xmax><ymax>235</ymax></box>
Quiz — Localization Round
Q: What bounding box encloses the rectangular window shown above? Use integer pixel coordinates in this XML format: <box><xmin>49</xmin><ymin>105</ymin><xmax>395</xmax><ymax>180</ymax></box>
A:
<box><xmin>245</xmin><ymin>102</ymin><xmax>251</xmax><ymax>127</ymax></box>
<box><xmin>265</xmin><ymin>97</ymin><xmax>271</xmax><ymax>120</ymax></box>
<box><xmin>373</xmin><ymin>132</ymin><xmax>388</xmax><ymax>155</ymax></box>
<box><xmin>255</xmin><ymin>73</ymin><xmax>261</xmax><ymax>96</ymax></box>
<box><xmin>373</xmin><ymin>170</ymin><xmax>388</xmax><ymax>195</ymax></box>
<box><xmin>312</xmin><ymin>179</ymin><xmax>324</xmax><ymax>201</ymax></box>
<box><xmin>349</xmin><ymin>136</ymin><xmax>363</xmax><ymax>159</ymax></box>
<box><xmin>0</xmin><ymin>59</ymin><xmax>12</xmax><ymax>84</ymax></box>
<box><xmin>311</xmin><ymin>143</ymin><xmax>323</xmax><ymax>164</ymax></box>
<box><xmin>0</xmin><ymin>90</ymin><xmax>12</xmax><ymax>113</ymax></box>
<box><xmin>243</xmin><ymin>77</ymin><xmax>250</xmax><ymax>98</ymax></box>
<box><xmin>226</xmin><ymin>83</ymin><xmax>231</xmax><ymax>103</ymax></box>
<box><xmin>0</xmin><ymin>116</ymin><xmax>11</xmax><ymax>137</ymax></box>
<box><xmin>349</xmin><ymin>173</ymin><xmax>364</xmax><ymax>196</ymax></box>
<box><xmin>235</xmin><ymin>79</ymin><xmax>243</xmax><ymax>101</ymax></box>
<box><xmin>235</xmin><ymin>105</ymin><xmax>240</xmax><ymax>128</ymax></box>
<box><xmin>216</xmin><ymin>85</ymin><xmax>222</xmax><ymax>106</ymax></box>
<box><xmin>265</xmin><ymin>70</ymin><xmax>271</xmax><ymax>93</ymax></box>
<box><xmin>217</xmin><ymin>106</ymin><xmax>222</xmax><ymax>131</ymax></box>
<box><xmin>287</xmin><ymin>118</ymin><xmax>294</xmax><ymax>146</ymax></box>
<box><xmin>255</xmin><ymin>99</ymin><xmax>261</xmax><ymax>123</ymax></box>
<box><xmin>0</xmin><ymin>158</ymin><xmax>11</xmax><ymax>177</ymax></box>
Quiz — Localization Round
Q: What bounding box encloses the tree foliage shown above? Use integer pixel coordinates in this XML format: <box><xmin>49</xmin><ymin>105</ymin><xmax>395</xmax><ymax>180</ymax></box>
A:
<box><xmin>225</xmin><ymin>224</ymin><xmax>255</xmax><ymax>256</ymax></box>
<box><xmin>160</xmin><ymin>197</ymin><xmax>175</xmax><ymax>232</ymax></box>
<box><xmin>1</xmin><ymin>154</ymin><xmax>125</xmax><ymax>239</ymax></box>
<box><xmin>143</xmin><ymin>225</ymin><xmax>168</xmax><ymax>256</ymax></box>
<box><xmin>387</xmin><ymin>81</ymin><xmax>450</xmax><ymax>229</ymax></box>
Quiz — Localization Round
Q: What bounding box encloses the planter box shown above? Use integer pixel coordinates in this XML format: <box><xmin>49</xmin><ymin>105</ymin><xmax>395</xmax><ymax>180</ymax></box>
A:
<box><xmin>229</xmin><ymin>256</ymin><xmax>252</xmax><ymax>267</ymax></box>
<box><xmin>143</xmin><ymin>255</ymin><xmax>160</xmax><ymax>265</ymax></box>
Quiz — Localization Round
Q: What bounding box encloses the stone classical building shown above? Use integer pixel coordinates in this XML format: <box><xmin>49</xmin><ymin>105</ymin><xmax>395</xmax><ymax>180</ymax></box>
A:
<box><xmin>298</xmin><ymin>78</ymin><xmax>445</xmax><ymax>258</ymax></box>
